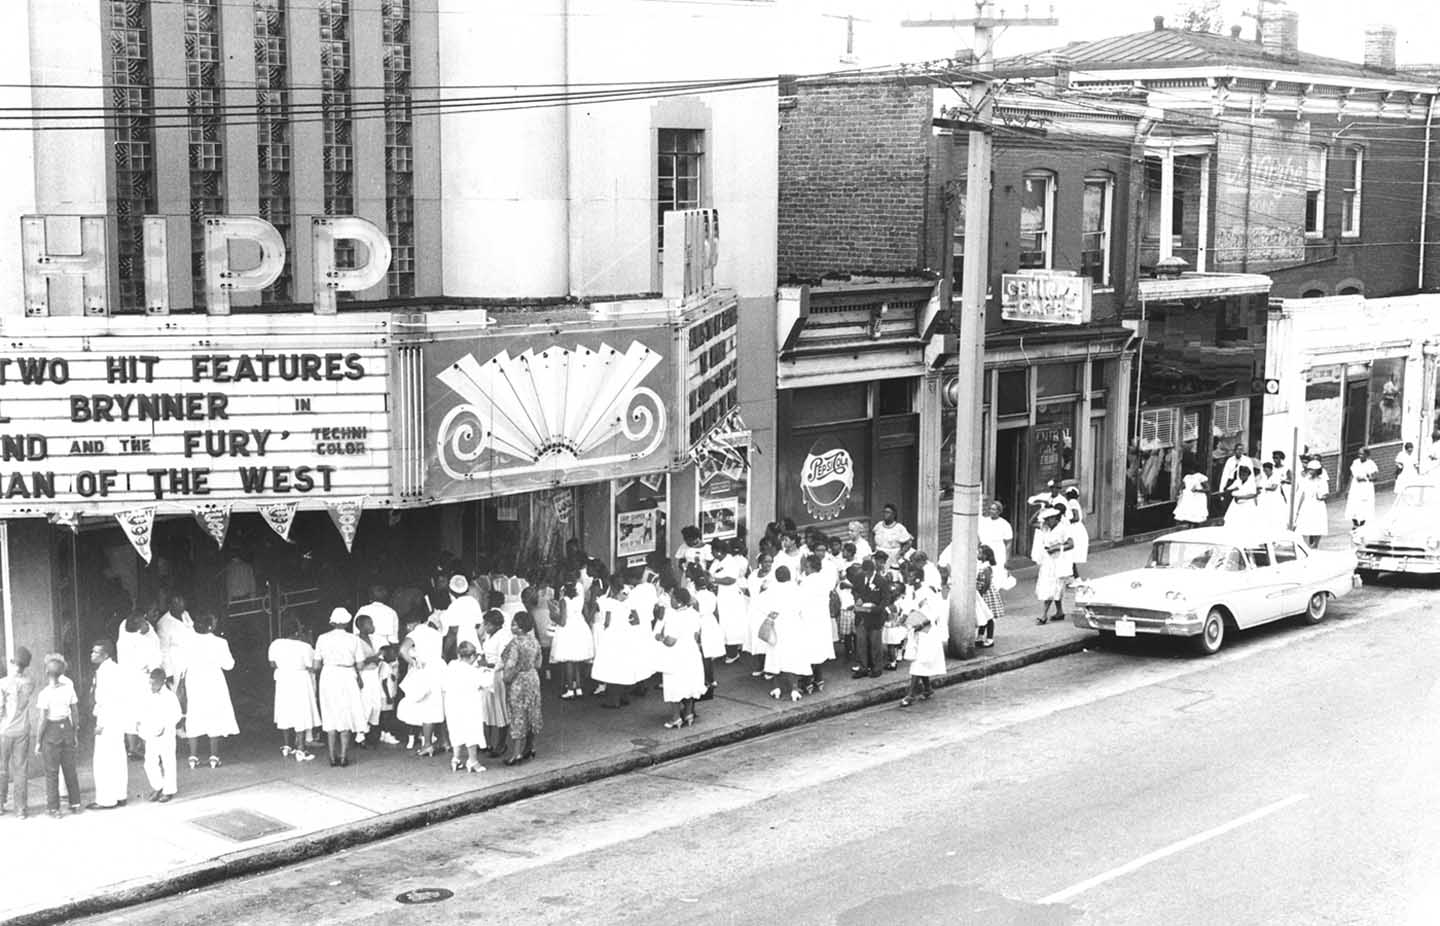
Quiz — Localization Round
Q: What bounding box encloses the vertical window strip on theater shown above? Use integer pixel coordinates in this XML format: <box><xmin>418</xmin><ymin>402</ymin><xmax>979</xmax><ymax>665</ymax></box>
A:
<box><xmin>185</xmin><ymin>0</ymin><xmax>226</xmax><ymax>308</ymax></box>
<box><xmin>657</xmin><ymin>128</ymin><xmax>704</xmax><ymax>255</ymax></box>
<box><xmin>256</xmin><ymin>0</ymin><xmax>294</xmax><ymax>303</ymax></box>
<box><xmin>320</xmin><ymin>0</ymin><xmax>356</xmax><ymax>279</ymax></box>
<box><xmin>107</xmin><ymin>0</ymin><xmax>159</xmax><ymax>310</ymax></box>
<box><xmin>382</xmin><ymin>0</ymin><xmax>415</xmax><ymax>297</ymax></box>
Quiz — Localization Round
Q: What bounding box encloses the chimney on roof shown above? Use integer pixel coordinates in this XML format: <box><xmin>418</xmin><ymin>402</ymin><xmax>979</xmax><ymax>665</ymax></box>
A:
<box><xmin>1230</xmin><ymin>25</ymin><xmax>1242</xmax><ymax>39</ymax></box>
<box><xmin>1153</xmin><ymin>15</ymin><xmax>1165</xmax><ymax>32</ymax></box>
<box><xmin>1260</xmin><ymin>3</ymin><xmax>1299</xmax><ymax>62</ymax></box>
<box><xmin>1363</xmin><ymin>24</ymin><xmax>1397</xmax><ymax>72</ymax></box>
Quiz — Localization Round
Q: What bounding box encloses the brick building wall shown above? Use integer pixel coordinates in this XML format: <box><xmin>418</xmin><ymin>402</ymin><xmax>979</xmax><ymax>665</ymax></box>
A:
<box><xmin>778</xmin><ymin>78</ymin><xmax>935</xmax><ymax>280</ymax></box>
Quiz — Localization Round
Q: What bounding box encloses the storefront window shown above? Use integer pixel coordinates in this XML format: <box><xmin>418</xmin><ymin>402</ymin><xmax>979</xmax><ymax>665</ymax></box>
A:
<box><xmin>1305</xmin><ymin>365</ymin><xmax>1343</xmax><ymax>456</ymax></box>
<box><xmin>996</xmin><ymin>369</ymin><xmax>1027</xmax><ymax>417</ymax></box>
<box><xmin>877</xmin><ymin>378</ymin><xmax>912</xmax><ymax>415</ymax></box>
<box><xmin>1033</xmin><ymin>402</ymin><xmax>1075</xmax><ymax>489</ymax></box>
<box><xmin>1207</xmin><ymin>398</ymin><xmax>1249</xmax><ymax>488</ymax></box>
<box><xmin>1134</xmin><ymin>407</ymin><xmax>1178</xmax><ymax>507</ymax></box>
<box><xmin>1368</xmin><ymin>357</ymin><xmax>1405</xmax><ymax>445</ymax></box>
<box><xmin>1035</xmin><ymin>363</ymin><xmax>1080</xmax><ymax>399</ymax></box>
<box><xmin>791</xmin><ymin>383</ymin><xmax>867</xmax><ymax>423</ymax></box>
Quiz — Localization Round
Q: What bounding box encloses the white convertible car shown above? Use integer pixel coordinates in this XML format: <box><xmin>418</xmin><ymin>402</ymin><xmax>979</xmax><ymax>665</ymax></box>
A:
<box><xmin>1071</xmin><ymin>527</ymin><xmax>1359</xmax><ymax>655</ymax></box>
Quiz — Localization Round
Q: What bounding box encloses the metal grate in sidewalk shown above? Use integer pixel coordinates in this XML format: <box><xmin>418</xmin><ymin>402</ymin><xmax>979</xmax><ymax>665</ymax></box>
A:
<box><xmin>189</xmin><ymin>809</ymin><xmax>295</xmax><ymax>842</ymax></box>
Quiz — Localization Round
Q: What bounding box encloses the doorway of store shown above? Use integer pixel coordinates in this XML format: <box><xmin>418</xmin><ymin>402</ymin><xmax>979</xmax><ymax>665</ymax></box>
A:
<box><xmin>995</xmin><ymin>427</ymin><xmax>1027</xmax><ymax>557</ymax></box>
<box><xmin>1342</xmin><ymin>367</ymin><xmax>1370</xmax><ymax>490</ymax></box>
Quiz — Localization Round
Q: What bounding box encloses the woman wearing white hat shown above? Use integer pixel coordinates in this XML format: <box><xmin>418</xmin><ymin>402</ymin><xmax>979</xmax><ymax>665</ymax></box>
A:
<box><xmin>315</xmin><ymin>607</ymin><xmax>369</xmax><ymax>767</ymax></box>
<box><xmin>1294</xmin><ymin>458</ymin><xmax>1331</xmax><ymax>547</ymax></box>
<box><xmin>1030</xmin><ymin>507</ymin><xmax>1073</xmax><ymax>624</ymax></box>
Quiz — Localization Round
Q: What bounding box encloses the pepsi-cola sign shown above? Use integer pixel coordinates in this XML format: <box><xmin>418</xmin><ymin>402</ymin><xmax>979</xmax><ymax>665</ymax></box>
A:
<box><xmin>800</xmin><ymin>437</ymin><xmax>853</xmax><ymax>521</ymax></box>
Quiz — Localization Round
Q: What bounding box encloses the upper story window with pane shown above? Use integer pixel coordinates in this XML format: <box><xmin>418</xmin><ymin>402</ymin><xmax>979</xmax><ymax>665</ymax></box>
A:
<box><xmin>1305</xmin><ymin>146</ymin><xmax>1327</xmax><ymax>237</ymax></box>
<box><xmin>1081</xmin><ymin>172</ymin><xmax>1113</xmax><ymax>287</ymax></box>
<box><xmin>1019</xmin><ymin>170</ymin><xmax>1055</xmax><ymax>270</ymax></box>
<box><xmin>1341</xmin><ymin>145</ymin><xmax>1363</xmax><ymax>238</ymax></box>
<box><xmin>658</xmin><ymin>128</ymin><xmax>703</xmax><ymax>252</ymax></box>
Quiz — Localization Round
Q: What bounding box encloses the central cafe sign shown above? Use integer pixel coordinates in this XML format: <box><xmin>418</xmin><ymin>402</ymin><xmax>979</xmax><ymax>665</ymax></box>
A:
<box><xmin>21</xmin><ymin>213</ymin><xmax>392</xmax><ymax>316</ymax></box>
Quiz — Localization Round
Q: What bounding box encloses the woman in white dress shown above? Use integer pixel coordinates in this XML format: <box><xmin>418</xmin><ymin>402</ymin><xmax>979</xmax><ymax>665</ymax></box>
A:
<box><xmin>1256</xmin><ymin>462</ymin><xmax>1290</xmax><ymax>532</ymax></box>
<box><xmin>1031</xmin><ymin>508</ymin><xmax>1072</xmax><ymax>624</ymax></box>
<box><xmin>624</xmin><ymin>569</ymin><xmax>663</xmax><ymax>695</ymax></box>
<box><xmin>1295</xmin><ymin>459</ymin><xmax>1331</xmax><ymax>547</ymax></box>
<box><xmin>549</xmin><ymin>574</ymin><xmax>595</xmax><ymax>701</ymax></box>
<box><xmin>315</xmin><ymin>607</ymin><xmax>368</xmax><ymax>767</ymax></box>
<box><xmin>657</xmin><ymin>588</ymin><xmax>707</xmax><ymax>728</ymax></box>
<box><xmin>743</xmin><ymin>551</ymin><xmax>775</xmax><ymax>675</ymax></box>
<box><xmin>442</xmin><ymin>641</ymin><xmax>488</xmax><ymax>773</ymax></box>
<box><xmin>797</xmin><ymin>554</ymin><xmax>836</xmax><ymax>694</ymax></box>
<box><xmin>690</xmin><ymin>570</ymin><xmax>724</xmax><ymax>701</ymax></box>
<box><xmin>763</xmin><ymin>566</ymin><xmax>812</xmax><ymax>701</ymax></box>
<box><xmin>1224</xmin><ymin>466</ymin><xmax>1261</xmax><ymax>532</ymax></box>
<box><xmin>709</xmin><ymin>540</ymin><xmax>749</xmax><ymax>662</ymax></box>
<box><xmin>1345</xmin><ymin>447</ymin><xmax>1379</xmax><ymax>528</ymax></box>
<box><xmin>180</xmin><ymin>614</ymin><xmax>238</xmax><ymax>769</ymax></box>
<box><xmin>1174</xmin><ymin>472</ymin><xmax>1210</xmax><ymax>525</ymax></box>
<box><xmin>267</xmin><ymin>618</ymin><xmax>320</xmax><ymax>762</ymax></box>
<box><xmin>477</xmin><ymin>609</ymin><xmax>512</xmax><ymax>757</ymax></box>
<box><xmin>398</xmin><ymin>612</ymin><xmax>447</xmax><ymax>757</ymax></box>
<box><xmin>1064</xmin><ymin>488</ymin><xmax>1090</xmax><ymax>579</ymax></box>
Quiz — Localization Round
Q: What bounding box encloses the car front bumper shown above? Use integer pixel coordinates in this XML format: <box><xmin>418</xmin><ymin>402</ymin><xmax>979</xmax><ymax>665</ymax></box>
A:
<box><xmin>1355</xmin><ymin>550</ymin><xmax>1440</xmax><ymax>575</ymax></box>
<box><xmin>1072</xmin><ymin>608</ymin><xmax>1205</xmax><ymax>638</ymax></box>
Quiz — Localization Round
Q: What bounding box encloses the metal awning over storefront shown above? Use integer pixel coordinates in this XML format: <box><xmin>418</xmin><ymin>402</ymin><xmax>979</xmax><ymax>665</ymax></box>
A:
<box><xmin>1138</xmin><ymin>272</ymin><xmax>1273</xmax><ymax>302</ymax></box>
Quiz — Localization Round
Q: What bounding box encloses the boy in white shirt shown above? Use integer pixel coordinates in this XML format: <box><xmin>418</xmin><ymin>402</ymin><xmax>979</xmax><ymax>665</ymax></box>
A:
<box><xmin>138</xmin><ymin>668</ymin><xmax>182</xmax><ymax>802</ymax></box>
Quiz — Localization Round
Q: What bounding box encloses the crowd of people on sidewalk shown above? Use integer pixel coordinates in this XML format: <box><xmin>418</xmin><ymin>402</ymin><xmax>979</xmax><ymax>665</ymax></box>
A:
<box><xmin>0</xmin><ymin>500</ymin><xmax>1042</xmax><ymax>819</ymax></box>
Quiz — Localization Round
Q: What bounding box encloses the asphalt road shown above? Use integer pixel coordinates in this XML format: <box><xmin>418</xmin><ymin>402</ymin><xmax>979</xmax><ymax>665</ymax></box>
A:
<box><xmin>76</xmin><ymin>575</ymin><xmax>1440</xmax><ymax>926</ymax></box>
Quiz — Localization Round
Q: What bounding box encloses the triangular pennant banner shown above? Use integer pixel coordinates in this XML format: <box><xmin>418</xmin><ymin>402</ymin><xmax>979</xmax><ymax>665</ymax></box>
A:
<box><xmin>47</xmin><ymin>510</ymin><xmax>82</xmax><ymax>533</ymax></box>
<box><xmin>326</xmin><ymin>497</ymin><xmax>366</xmax><ymax>553</ymax></box>
<box><xmin>192</xmin><ymin>504</ymin><xmax>232</xmax><ymax>549</ymax></box>
<box><xmin>115</xmin><ymin>506</ymin><xmax>156</xmax><ymax>564</ymax></box>
<box><xmin>257</xmin><ymin>501</ymin><xmax>300</xmax><ymax>542</ymax></box>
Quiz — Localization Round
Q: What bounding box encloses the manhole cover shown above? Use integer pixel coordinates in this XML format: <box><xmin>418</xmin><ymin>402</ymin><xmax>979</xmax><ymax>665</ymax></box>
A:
<box><xmin>189</xmin><ymin>809</ymin><xmax>294</xmax><ymax>842</ymax></box>
<box><xmin>396</xmin><ymin>888</ymin><xmax>454</xmax><ymax>905</ymax></box>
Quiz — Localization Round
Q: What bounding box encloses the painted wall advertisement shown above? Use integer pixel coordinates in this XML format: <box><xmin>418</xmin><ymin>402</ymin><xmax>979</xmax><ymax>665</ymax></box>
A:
<box><xmin>0</xmin><ymin>317</ymin><xmax>392</xmax><ymax>517</ymax></box>
<box><xmin>422</xmin><ymin>321</ymin><xmax>678</xmax><ymax>503</ymax></box>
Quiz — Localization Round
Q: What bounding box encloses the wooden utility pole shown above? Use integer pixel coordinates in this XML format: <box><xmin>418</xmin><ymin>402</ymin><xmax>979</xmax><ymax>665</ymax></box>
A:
<box><xmin>821</xmin><ymin>12</ymin><xmax>872</xmax><ymax>61</ymax></box>
<box><xmin>906</xmin><ymin>2</ymin><xmax>1056</xmax><ymax>657</ymax></box>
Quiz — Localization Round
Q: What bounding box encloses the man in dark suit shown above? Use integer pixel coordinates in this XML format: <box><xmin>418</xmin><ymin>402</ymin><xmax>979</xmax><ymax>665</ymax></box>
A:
<box><xmin>850</xmin><ymin>560</ymin><xmax>893</xmax><ymax>679</ymax></box>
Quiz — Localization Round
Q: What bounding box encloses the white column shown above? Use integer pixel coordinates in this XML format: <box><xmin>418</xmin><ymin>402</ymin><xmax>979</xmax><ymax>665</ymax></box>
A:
<box><xmin>1159</xmin><ymin>147</ymin><xmax>1175</xmax><ymax>262</ymax></box>
<box><xmin>1197</xmin><ymin>154</ymin><xmax>1211</xmax><ymax>272</ymax></box>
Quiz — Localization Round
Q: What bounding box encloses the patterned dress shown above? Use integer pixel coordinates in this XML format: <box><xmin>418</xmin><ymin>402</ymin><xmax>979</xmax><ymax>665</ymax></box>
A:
<box><xmin>978</xmin><ymin>563</ymin><xmax>1007</xmax><ymax>620</ymax></box>
<box><xmin>502</xmin><ymin>630</ymin><xmax>544</xmax><ymax>746</ymax></box>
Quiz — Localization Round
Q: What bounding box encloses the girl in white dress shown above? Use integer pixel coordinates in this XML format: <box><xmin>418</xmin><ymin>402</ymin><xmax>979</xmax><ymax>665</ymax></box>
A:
<box><xmin>657</xmin><ymin>588</ymin><xmax>706</xmax><ymax>728</ymax></box>
<box><xmin>1295</xmin><ymin>459</ymin><xmax>1331</xmax><ymax>547</ymax></box>
<box><xmin>355</xmin><ymin>614</ymin><xmax>384</xmax><ymax>744</ymax></box>
<box><xmin>797</xmin><ymin>554</ymin><xmax>836</xmax><ymax>694</ymax></box>
<box><xmin>1064</xmin><ymin>488</ymin><xmax>1090</xmax><ymax>578</ymax></box>
<box><xmin>1173</xmin><ymin>472</ymin><xmax>1210</xmax><ymax>525</ymax></box>
<box><xmin>591</xmin><ymin>575</ymin><xmax>635</xmax><ymax>708</ymax></box>
<box><xmin>690</xmin><ymin>569</ymin><xmax>724</xmax><ymax>700</ymax></box>
<box><xmin>1031</xmin><ymin>508</ymin><xmax>1072</xmax><ymax>624</ymax></box>
<box><xmin>549</xmin><ymin>574</ymin><xmax>595</xmax><ymax>700</ymax></box>
<box><xmin>315</xmin><ymin>607</ymin><xmax>369</xmax><ymax>767</ymax></box>
<box><xmin>623</xmin><ymin>569</ymin><xmax>662</xmax><ymax>696</ymax></box>
<box><xmin>763</xmin><ymin>566</ymin><xmax>812</xmax><ymax>701</ymax></box>
<box><xmin>398</xmin><ymin>612</ymin><xmax>447</xmax><ymax>757</ymax></box>
<box><xmin>743</xmin><ymin>552</ymin><xmax>775</xmax><ymax>675</ymax></box>
<box><xmin>709</xmin><ymin>540</ymin><xmax>749</xmax><ymax>662</ymax></box>
<box><xmin>442</xmin><ymin>641</ymin><xmax>488</xmax><ymax>773</ymax></box>
<box><xmin>477</xmin><ymin>609</ymin><xmax>512</xmax><ymax>757</ymax></box>
<box><xmin>181</xmin><ymin>614</ymin><xmax>238</xmax><ymax>769</ymax></box>
<box><xmin>267</xmin><ymin>618</ymin><xmax>320</xmax><ymax>762</ymax></box>
<box><xmin>899</xmin><ymin>567</ymin><xmax>947</xmax><ymax>706</ymax></box>
<box><xmin>1346</xmin><ymin>447</ymin><xmax>1379</xmax><ymax>528</ymax></box>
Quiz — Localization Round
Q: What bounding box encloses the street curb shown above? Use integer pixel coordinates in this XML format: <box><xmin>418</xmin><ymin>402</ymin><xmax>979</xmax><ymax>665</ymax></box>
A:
<box><xmin>6</xmin><ymin>633</ymin><xmax>1089</xmax><ymax>926</ymax></box>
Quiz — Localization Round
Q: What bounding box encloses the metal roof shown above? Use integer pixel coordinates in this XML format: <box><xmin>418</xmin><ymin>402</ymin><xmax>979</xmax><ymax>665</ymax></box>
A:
<box><xmin>1004</xmin><ymin>27</ymin><xmax>1431</xmax><ymax>85</ymax></box>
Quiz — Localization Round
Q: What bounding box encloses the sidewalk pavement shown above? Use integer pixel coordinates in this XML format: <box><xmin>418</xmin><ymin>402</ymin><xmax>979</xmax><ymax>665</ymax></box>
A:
<box><xmin>0</xmin><ymin>501</ymin><xmax>1355</xmax><ymax>925</ymax></box>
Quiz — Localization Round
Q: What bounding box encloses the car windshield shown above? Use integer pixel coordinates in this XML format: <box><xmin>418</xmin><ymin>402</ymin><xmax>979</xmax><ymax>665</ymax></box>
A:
<box><xmin>1148</xmin><ymin>541</ymin><xmax>1246</xmax><ymax>571</ymax></box>
<box><xmin>1383</xmin><ymin>483</ymin><xmax>1440</xmax><ymax>535</ymax></box>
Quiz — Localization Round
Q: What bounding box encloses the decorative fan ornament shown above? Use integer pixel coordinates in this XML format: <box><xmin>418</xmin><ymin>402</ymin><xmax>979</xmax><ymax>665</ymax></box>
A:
<box><xmin>435</xmin><ymin>341</ymin><xmax>667</xmax><ymax>482</ymax></box>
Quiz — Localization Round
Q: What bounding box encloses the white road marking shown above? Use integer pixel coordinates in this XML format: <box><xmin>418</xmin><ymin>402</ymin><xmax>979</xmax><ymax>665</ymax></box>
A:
<box><xmin>1039</xmin><ymin>793</ymin><xmax>1310</xmax><ymax>905</ymax></box>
